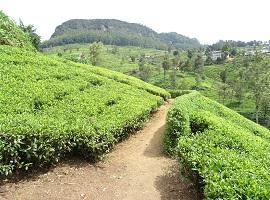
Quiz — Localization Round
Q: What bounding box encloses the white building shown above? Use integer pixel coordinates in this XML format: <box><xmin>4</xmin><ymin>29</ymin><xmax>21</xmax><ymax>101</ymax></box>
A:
<box><xmin>210</xmin><ymin>51</ymin><xmax>224</xmax><ymax>61</ymax></box>
<box><xmin>261</xmin><ymin>46</ymin><xmax>270</xmax><ymax>55</ymax></box>
<box><xmin>244</xmin><ymin>49</ymin><xmax>256</xmax><ymax>56</ymax></box>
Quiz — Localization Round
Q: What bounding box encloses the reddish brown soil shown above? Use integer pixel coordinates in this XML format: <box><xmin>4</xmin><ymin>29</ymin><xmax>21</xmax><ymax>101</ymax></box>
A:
<box><xmin>1</xmin><ymin>101</ymin><xmax>199</xmax><ymax>200</ymax></box>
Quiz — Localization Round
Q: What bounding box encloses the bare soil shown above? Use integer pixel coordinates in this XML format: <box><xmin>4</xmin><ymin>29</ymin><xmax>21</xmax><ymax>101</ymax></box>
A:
<box><xmin>1</xmin><ymin>101</ymin><xmax>199</xmax><ymax>200</ymax></box>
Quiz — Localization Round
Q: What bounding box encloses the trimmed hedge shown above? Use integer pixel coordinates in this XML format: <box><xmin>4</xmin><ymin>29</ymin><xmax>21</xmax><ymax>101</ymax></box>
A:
<box><xmin>0</xmin><ymin>45</ymin><xmax>166</xmax><ymax>177</ymax></box>
<box><xmin>167</xmin><ymin>89</ymin><xmax>193</xmax><ymax>98</ymax></box>
<box><xmin>165</xmin><ymin>91</ymin><xmax>270</xmax><ymax>199</ymax></box>
<box><xmin>86</xmin><ymin>66</ymin><xmax>170</xmax><ymax>100</ymax></box>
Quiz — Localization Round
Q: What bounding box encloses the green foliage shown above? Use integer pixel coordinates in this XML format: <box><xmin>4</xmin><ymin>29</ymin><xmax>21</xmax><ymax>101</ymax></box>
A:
<box><xmin>167</xmin><ymin>89</ymin><xmax>193</xmax><ymax>98</ymax></box>
<box><xmin>18</xmin><ymin>20</ymin><xmax>41</xmax><ymax>50</ymax></box>
<box><xmin>89</xmin><ymin>42</ymin><xmax>103</xmax><ymax>66</ymax></box>
<box><xmin>41</xmin><ymin>19</ymin><xmax>200</xmax><ymax>49</ymax></box>
<box><xmin>162</xmin><ymin>53</ymin><xmax>170</xmax><ymax>80</ymax></box>
<box><xmin>194</xmin><ymin>53</ymin><xmax>204</xmax><ymax>79</ymax></box>
<box><xmin>166</xmin><ymin>91</ymin><xmax>270</xmax><ymax>199</ymax></box>
<box><xmin>159</xmin><ymin>32</ymin><xmax>201</xmax><ymax>49</ymax></box>
<box><xmin>138</xmin><ymin>54</ymin><xmax>151</xmax><ymax>81</ymax></box>
<box><xmin>0</xmin><ymin>45</ymin><xmax>169</xmax><ymax>177</ymax></box>
<box><xmin>44</xmin><ymin>43</ymin><xmax>270</xmax><ymax>128</ymax></box>
<box><xmin>244</xmin><ymin>52</ymin><xmax>270</xmax><ymax>123</ymax></box>
<box><xmin>86</xmin><ymin>65</ymin><xmax>170</xmax><ymax>100</ymax></box>
<box><xmin>0</xmin><ymin>11</ymin><xmax>34</xmax><ymax>50</ymax></box>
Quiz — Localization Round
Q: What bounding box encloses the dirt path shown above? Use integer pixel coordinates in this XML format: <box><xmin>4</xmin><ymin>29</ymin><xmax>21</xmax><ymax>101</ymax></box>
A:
<box><xmin>1</xmin><ymin>101</ymin><xmax>199</xmax><ymax>200</ymax></box>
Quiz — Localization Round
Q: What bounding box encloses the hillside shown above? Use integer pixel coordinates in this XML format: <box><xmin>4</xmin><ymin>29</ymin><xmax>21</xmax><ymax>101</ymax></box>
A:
<box><xmin>166</xmin><ymin>91</ymin><xmax>270</xmax><ymax>199</ymax></box>
<box><xmin>0</xmin><ymin>45</ymin><xmax>170</xmax><ymax>176</ymax></box>
<box><xmin>44</xmin><ymin>43</ymin><xmax>223</xmax><ymax>101</ymax></box>
<box><xmin>41</xmin><ymin>19</ymin><xmax>200</xmax><ymax>49</ymax></box>
<box><xmin>45</xmin><ymin>43</ymin><xmax>270</xmax><ymax>128</ymax></box>
<box><xmin>0</xmin><ymin>11</ymin><xmax>34</xmax><ymax>50</ymax></box>
<box><xmin>0</xmin><ymin>12</ymin><xmax>170</xmax><ymax>176</ymax></box>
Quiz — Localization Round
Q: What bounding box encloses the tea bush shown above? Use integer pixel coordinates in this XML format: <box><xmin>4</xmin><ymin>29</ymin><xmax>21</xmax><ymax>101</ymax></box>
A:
<box><xmin>167</xmin><ymin>89</ymin><xmax>193</xmax><ymax>98</ymax></box>
<box><xmin>0</xmin><ymin>45</ymin><xmax>168</xmax><ymax>176</ymax></box>
<box><xmin>165</xmin><ymin>91</ymin><xmax>270</xmax><ymax>199</ymax></box>
<box><xmin>0</xmin><ymin>11</ymin><xmax>34</xmax><ymax>50</ymax></box>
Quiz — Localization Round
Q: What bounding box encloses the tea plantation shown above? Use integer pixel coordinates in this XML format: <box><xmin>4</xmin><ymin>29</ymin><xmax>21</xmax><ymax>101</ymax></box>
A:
<box><xmin>0</xmin><ymin>45</ymin><xmax>170</xmax><ymax>176</ymax></box>
<box><xmin>0</xmin><ymin>11</ymin><xmax>34</xmax><ymax>50</ymax></box>
<box><xmin>166</xmin><ymin>91</ymin><xmax>270</xmax><ymax>199</ymax></box>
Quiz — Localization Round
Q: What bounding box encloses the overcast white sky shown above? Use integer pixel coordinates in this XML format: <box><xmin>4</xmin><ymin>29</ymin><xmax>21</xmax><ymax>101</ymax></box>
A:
<box><xmin>1</xmin><ymin>0</ymin><xmax>269</xmax><ymax>44</ymax></box>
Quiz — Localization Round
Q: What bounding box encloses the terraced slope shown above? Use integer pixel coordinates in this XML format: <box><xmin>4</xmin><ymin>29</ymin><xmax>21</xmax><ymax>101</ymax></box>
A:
<box><xmin>166</xmin><ymin>91</ymin><xmax>270</xmax><ymax>199</ymax></box>
<box><xmin>0</xmin><ymin>11</ymin><xmax>34</xmax><ymax>50</ymax></box>
<box><xmin>0</xmin><ymin>45</ymin><xmax>169</xmax><ymax>176</ymax></box>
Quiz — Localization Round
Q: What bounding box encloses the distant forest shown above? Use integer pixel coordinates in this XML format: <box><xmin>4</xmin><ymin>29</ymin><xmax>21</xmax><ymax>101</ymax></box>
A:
<box><xmin>41</xmin><ymin>19</ymin><xmax>201</xmax><ymax>49</ymax></box>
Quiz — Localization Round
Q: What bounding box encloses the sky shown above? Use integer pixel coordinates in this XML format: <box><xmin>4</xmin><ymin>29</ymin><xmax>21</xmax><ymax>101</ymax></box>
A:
<box><xmin>0</xmin><ymin>0</ymin><xmax>269</xmax><ymax>44</ymax></box>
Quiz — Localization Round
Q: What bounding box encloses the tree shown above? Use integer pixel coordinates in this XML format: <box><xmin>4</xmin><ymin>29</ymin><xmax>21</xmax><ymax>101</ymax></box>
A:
<box><xmin>130</xmin><ymin>55</ymin><xmax>136</xmax><ymax>62</ymax></box>
<box><xmin>162</xmin><ymin>53</ymin><xmax>170</xmax><ymax>81</ymax></box>
<box><xmin>244</xmin><ymin>52</ymin><xmax>270</xmax><ymax>123</ymax></box>
<box><xmin>205</xmin><ymin>56</ymin><xmax>213</xmax><ymax>65</ymax></box>
<box><xmin>260</xmin><ymin>92</ymin><xmax>270</xmax><ymax>126</ymax></box>
<box><xmin>138</xmin><ymin>54</ymin><xmax>151</xmax><ymax>81</ymax></box>
<box><xmin>170</xmin><ymin>50</ymin><xmax>180</xmax><ymax>89</ymax></box>
<box><xmin>183</xmin><ymin>58</ymin><xmax>192</xmax><ymax>72</ymax></box>
<box><xmin>187</xmin><ymin>49</ymin><xmax>194</xmax><ymax>59</ymax></box>
<box><xmin>111</xmin><ymin>45</ymin><xmax>118</xmax><ymax>54</ymax></box>
<box><xmin>167</xmin><ymin>45</ymin><xmax>172</xmax><ymax>53</ymax></box>
<box><xmin>230</xmin><ymin>48</ymin><xmax>237</xmax><ymax>57</ymax></box>
<box><xmin>218</xmin><ymin>69</ymin><xmax>230</xmax><ymax>104</ymax></box>
<box><xmin>19</xmin><ymin>20</ymin><xmax>41</xmax><ymax>50</ymax></box>
<box><xmin>231</xmin><ymin>71</ymin><xmax>245</xmax><ymax>103</ymax></box>
<box><xmin>194</xmin><ymin>53</ymin><xmax>204</xmax><ymax>86</ymax></box>
<box><xmin>89</xmin><ymin>42</ymin><xmax>103</xmax><ymax>66</ymax></box>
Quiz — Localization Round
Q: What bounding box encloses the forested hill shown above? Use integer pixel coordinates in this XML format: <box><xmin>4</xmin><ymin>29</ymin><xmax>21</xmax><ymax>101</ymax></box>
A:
<box><xmin>41</xmin><ymin>19</ymin><xmax>201</xmax><ymax>49</ymax></box>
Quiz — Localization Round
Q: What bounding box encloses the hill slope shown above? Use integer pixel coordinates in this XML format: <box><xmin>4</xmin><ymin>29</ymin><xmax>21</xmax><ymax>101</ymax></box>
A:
<box><xmin>0</xmin><ymin>11</ymin><xmax>34</xmax><ymax>50</ymax></box>
<box><xmin>41</xmin><ymin>19</ymin><xmax>200</xmax><ymax>49</ymax></box>
<box><xmin>0</xmin><ymin>45</ymin><xmax>170</xmax><ymax>176</ymax></box>
<box><xmin>166</xmin><ymin>91</ymin><xmax>270</xmax><ymax>199</ymax></box>
<box><xmin>0</xmin><ymin>10</ymin><xmax>171</xmax><ymax>177</ymax></box>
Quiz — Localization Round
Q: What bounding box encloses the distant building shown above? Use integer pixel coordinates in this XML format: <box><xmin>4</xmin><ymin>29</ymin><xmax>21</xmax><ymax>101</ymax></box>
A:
<box><xmin>261</xmin><ymin>46</ymin><xmax>270</xmax><ymax>55</ymax></box>
<box><xmin>244</xmin><ymin>48</ymin><xmax>256</xmax><ymax>56</ymax></box>
<box><xmin>210</xmin><ymin>51</ymin><xmax>224</xmax><ymax>61</ymax></box>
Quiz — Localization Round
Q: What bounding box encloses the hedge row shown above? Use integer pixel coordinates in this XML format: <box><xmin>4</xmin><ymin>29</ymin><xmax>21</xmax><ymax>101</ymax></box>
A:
<box><xmin>165</xmin><ymin>91</ymin><xmax>270</xmax><ymax>199</ymax></box>
<box><xmin>0</xmin><ymin>45</ymin><xmax>165</xmax><ymax>177</ymax></box>
<box><xmin>85</xmin><ymin>65</ymin><xmax>170</xmax><ymax>100</ymax></box>
<box><xmin>167</xmin><ymin>89</ymin><xmax>193</xmax><ymax>98</ymax></box>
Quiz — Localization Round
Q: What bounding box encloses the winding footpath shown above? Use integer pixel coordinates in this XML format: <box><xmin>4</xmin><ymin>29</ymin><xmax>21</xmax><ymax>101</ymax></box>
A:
<box><xmin>1</xmin><ymin>101</ymin><xmax>199</xmax><ymax>200</ymax></box>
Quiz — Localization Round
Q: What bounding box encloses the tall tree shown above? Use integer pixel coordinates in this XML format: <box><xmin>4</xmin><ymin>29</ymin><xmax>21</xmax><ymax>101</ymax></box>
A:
<box><xmin>162</xmin><ymin>53</ymin><xmax>170</xmax><ymax>81</ymax></box>
<box><xmin>170</xmin><ymin>50</ymin><xmax>180</xmax><ymax>89</ymax></box>
<box><xmin>19</xmin><ymin>20</ymin><xmax>41</xmax><ymax>50</ymax></box>
<box><xmin>232</xmin><ymin>70</ymin><xmax>245</xmax><ymax>103</ymax></box>
<box><xmin>218</xmin><ymin>69</ymin><xmax>230</xmax><ymax>104</ymax></box>
<box><xmin>138</xmin><ymin>54</ymin><xmax>151</xmax><ymax>81</ymax></box>
<box><xmin>89</xmin><ymin>42</ymin><xmax>103</xmax><ymax>66</ymax></box>
<box><xmin>194</xmin><ymin>53</ymin><xmax>204</xmax><ymax>86</ymax></box>
<box><xmin>245</xmin><ymin>52</ymin><xmax>270</xmax><ymax>123</ymax></box>
<box><xmin>260</xmin><ymin>92</ymin><xmax>270</xmax><ymax>126</ymax></box>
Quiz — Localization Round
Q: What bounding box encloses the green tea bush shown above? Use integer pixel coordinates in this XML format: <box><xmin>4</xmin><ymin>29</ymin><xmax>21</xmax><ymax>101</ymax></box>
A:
<box><xmin>165</xmin><ymin>91</ymin><xmax>270</xmax><ymax>199</ymax></box>
<box><xmin>0</xmin><ymin>11</ymin><xmax>34</xmax><ymax>50</ymax></box>
<box><xmin>0</xmin><ymin>45</ymin><xmax>166</xmax><ymax>177</ymax></box>
<box><xmin>167</xmin><ymin>89</ymin><xmax>193</xmax><ymax>98</ymax></box>
<box><xmin>86</xmin><ymin>66</ymin><xmax>170</xmax><ymax>99</ymax></box>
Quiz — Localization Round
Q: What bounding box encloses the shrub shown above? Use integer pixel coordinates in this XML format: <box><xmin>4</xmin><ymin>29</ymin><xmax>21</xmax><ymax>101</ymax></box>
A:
<box><xmin>165</xmin><ymin>91</ymin><xmax>270</xmax><ymax>199</ymax></box>
<box><xmin>0</xmin><ymin>45</ymin><xmax>166</xmax><ymax>177</ymax></box>
<box><xmin>167</xmin><ymin>89</ymin><xmax>193</xmax><ymax>98</ymax></box>
<box><xmin>0</xmin><ymin>11</ymin><xmax>34</xmax><ymax>50</ymax></box>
